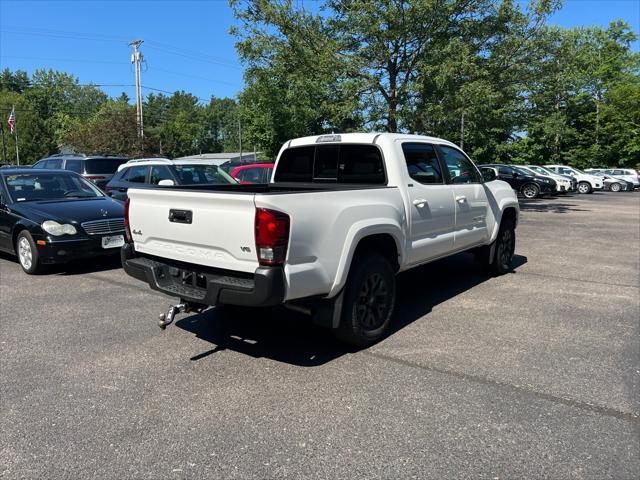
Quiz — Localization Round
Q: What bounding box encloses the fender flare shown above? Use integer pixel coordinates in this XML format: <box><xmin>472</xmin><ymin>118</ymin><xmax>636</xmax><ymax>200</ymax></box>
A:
<box><xmin>328</xmin><ymin>221</ymin><xmax>405</xmax><ymax>298</ymax></box>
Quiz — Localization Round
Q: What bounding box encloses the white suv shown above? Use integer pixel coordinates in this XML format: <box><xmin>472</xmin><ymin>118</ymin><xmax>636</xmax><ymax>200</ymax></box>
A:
<box><xmin>544</xmin><ymin>165</ymin><xmax>603</xmax><ymax>194</ymax></box>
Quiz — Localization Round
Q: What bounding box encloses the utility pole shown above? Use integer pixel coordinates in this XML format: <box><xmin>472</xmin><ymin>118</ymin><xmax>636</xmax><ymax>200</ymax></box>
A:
<box><xmin>238</xmin><ymin>119</ymin><xmax>243</xmax><ymax>162</ymax></box>
<box><xmin>129</xmin><ymin>39</ymin><xmax>144</xmax><ymax>138</ymax></box>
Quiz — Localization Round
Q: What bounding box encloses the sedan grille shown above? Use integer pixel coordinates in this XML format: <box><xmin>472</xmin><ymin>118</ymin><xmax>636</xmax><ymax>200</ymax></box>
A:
<box><xmin>81</xmin><ymin>218</ymin><xmax>125</xmax><ymax>235</ymax></box>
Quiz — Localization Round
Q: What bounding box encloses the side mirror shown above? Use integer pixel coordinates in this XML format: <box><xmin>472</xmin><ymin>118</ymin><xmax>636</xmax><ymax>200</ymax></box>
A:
<box><xmin>481</xmin><ymin>168</ymin><xmax>497</xmax><ymax>182</ymax></box>
<box><xmin>512</xmin><ymin>171</ymin><xmax>519</xmax><ymax>177</ymax></box>
<box><xmin>158</xmin><ymin>179</ymin><xmax>175</xmax><ymax>186</ymax></box>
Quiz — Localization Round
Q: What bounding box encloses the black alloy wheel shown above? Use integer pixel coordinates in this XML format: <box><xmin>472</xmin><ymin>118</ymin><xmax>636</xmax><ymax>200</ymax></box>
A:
<box><xmin>491</xmin><ymin>219</ymin><xmax>516</xmax><ymax>275</ymax></box>
<box><xmin>335</xmin><ymin>254</ymin><xmax>396</xmax><ymax>347</ymax></box>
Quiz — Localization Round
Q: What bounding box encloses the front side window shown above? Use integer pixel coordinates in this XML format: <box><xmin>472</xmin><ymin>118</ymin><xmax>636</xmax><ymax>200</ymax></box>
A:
<box><xmin>149</xmin><ymin>165</ymin><xmax>174</xmax><ymax>185</ymax></box>
<box><xmin>32</xmin><ymin>160</ymin><xmax>47</xmax><ymax>169</ymax></box>
<box><xmin>438</xmin><ymin>146</ymin><xmax>482</xmax><ymax>184</ymax></box>
<box><xmin>498</xmin><ymin>166</ymin><xmax>514</xmax><ymax>176</ymax></box>
<box><xmin>124</xmin><ymin>166</ymin><xmax>148</xmax><ymax>183</ymax></box>
<box><xmin>401</xmin><ymin>143</ymin><xmax>443</xmax><ymax>184</ymax></box>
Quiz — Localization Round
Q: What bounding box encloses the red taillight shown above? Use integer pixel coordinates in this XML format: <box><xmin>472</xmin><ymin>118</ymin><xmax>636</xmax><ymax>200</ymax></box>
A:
<box><xmin>124</xmin><ymin>197</ymin><xmax>132</xmax><ymax>242</ymax></box>
<box><xmin>103</xmin><ymin>185</ymin><xmax>109</xmax><ymax>193</ymax></box>
<box><xmin>255</xmin><ymin>208</ymin><xmax>290</xmax><ymax>266</ymax></box>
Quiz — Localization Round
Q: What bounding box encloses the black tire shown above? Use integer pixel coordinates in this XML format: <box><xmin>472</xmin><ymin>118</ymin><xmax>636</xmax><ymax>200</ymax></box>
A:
<box><xmin>334</xmin><ymin>254</ymin><xmax>396</xmax><ymax>348</ymax></box>
<box><xmin>609</xmin><ymin>182</ymin><xmax>621</xmax><ymax>192</ymax></box>
<box><xmin>489</xmin><ymin>218</ymin><xmax>516</xmax><ymax>276</ymax></box>
<box><xmin>15</xmin><ymin>230</ymin><xmax>46</xmax><ymax>275</ymax></box>
<box><xmin>577</xmin><ymin>181</ymin><xmax>592</xmax><ymax>194</ymax></box>
<box><xmin>521</xmin><ymin>183</ymin><xmax>539</xmax><ymax>199</ymax></box>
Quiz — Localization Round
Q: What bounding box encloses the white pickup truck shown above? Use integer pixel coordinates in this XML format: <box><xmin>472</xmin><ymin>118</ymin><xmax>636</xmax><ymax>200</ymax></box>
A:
<box><xmin>122</xmin><ymin>133</ymin><xmax>519</xmax><ymax>346</ymax></box>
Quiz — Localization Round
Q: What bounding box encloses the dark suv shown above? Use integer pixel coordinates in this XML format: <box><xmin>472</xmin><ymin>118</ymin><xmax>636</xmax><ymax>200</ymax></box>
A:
<box><xmin>32</xmin><ymin>154</ymin><xmax>129</xmax><ymax>189</ymax></box>
<box><xmin>479</xmin><ymin>164</ymin><xmax>556</xmax><ymax>199</ymax></box>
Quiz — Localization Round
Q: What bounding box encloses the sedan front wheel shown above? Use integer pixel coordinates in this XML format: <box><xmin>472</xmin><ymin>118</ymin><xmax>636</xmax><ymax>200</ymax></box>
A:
<box><xmin>521</xmin><ymin>183</ymin><xmax>540</xmax><ymax>199</ymax></box>
<box><xmin>16</xmin><ymin>231</ymin><xmax>46</xmax><ymax>275</ymax></box>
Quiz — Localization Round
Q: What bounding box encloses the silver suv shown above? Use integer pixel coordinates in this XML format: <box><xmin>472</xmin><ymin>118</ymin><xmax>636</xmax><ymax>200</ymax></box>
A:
<box><xmin>32</xmin><ymin>154</ymin><xmax>129</xmax><ymax>189</ymax></box>
<box><xmin>603</xmin><ymin>168</ymin><xmax>639</xmax><ymax>189</ymax></box>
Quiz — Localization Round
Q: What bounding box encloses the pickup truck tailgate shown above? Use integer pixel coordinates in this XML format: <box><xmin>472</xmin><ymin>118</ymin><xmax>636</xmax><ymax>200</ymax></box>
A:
<box><xmin>128</xmin><ymin>188</ymin><xmax>259</xmax><ymax>273</ymax></box>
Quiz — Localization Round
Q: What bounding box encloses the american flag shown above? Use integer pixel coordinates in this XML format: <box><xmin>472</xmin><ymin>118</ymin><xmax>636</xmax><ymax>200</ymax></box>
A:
<box><xmin>7</xmin><ymin>107</ymin><xmax>16</xmax><ymax>134</ymax></box>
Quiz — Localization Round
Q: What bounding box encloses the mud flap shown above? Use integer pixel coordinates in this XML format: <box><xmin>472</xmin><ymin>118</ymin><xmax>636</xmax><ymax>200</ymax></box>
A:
<box><xmin>312</xmin><ymin>288</ymin><xmax>345</xmax><ymax>329</ymax></box>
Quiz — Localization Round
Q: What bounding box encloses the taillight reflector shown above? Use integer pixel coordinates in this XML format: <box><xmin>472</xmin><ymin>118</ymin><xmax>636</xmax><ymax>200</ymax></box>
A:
<box><xmin>255</xmin><ymin>208</ymin><xmax>290</xmax><ymax>266</ymax></box>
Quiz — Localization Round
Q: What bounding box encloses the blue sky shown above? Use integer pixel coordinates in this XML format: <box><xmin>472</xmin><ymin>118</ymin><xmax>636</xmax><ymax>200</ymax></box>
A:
<box><xmin>0</xmin><ymin>0</ymin><xmax>638</xmax><ymax>103</ymax></box>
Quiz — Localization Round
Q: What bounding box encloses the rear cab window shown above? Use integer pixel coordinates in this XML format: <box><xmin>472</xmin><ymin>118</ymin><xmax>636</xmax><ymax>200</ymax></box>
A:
<box><xmin>274</xmin><ymin>144</ymin><xmax>386</xmax><ymax>184</ymax></box>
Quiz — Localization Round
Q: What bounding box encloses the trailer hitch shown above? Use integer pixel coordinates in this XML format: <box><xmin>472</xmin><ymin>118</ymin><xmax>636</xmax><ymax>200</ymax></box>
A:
<box><xmin>158</xmin><ymin>301</ymin><xmax>206</xmax><ymax>330</ymax></box>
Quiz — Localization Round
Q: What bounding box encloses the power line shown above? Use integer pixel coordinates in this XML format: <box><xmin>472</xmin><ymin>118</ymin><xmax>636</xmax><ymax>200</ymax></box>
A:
<box><xmin>0</xmin><ymin>25</ymin><xmax>242</xmax><ymax>69</ymax></box>
<box><xmin>0</xmin><ymin>55</ymin><xmax>127</xmax><ymax>65</ymax></box>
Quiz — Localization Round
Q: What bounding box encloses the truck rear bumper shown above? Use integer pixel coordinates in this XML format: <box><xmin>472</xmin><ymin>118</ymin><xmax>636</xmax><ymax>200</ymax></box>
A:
<box><xmin>121</xmin><ymin>243</ymin><xmax>285</xmax><ymax>307</ymax></box>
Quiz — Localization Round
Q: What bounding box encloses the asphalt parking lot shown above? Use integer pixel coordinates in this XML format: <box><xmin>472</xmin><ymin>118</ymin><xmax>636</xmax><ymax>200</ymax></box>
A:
<box><xmin>1</xmin><ymin>191</ymin><xmax>638</xmax><ymax>479</ymax></box>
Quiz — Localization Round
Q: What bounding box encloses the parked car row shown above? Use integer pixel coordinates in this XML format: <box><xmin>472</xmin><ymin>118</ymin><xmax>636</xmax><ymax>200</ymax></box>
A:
<box><xmin>478</xmin><ymin>163</ymin><xmax>638</xmax><ymax>198</ymax></box>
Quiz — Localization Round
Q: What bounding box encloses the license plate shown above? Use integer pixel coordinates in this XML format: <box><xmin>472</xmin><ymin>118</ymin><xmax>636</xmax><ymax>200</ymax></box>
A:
<box><xmin>102</xmin><ymin>235</ymin><xmax>125</xmax><ymax>249</ymax></box>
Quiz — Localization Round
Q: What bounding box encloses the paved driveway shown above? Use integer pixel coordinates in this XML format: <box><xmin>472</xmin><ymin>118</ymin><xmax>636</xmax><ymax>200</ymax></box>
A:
<box><xmin>1</xmin><ymin>192</ymin><xmax>638</xmax><ymax>479</ymax></box>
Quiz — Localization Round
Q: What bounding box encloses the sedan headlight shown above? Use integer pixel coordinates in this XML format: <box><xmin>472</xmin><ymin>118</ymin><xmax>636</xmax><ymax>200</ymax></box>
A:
<box><xmin>42</xmin><ymin>220</ymin><xmax>77</xmax><ymax>236</ymax></box>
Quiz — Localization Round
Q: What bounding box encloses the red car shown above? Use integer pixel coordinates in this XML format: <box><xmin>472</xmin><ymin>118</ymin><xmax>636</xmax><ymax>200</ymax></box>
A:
<box><xmin>230</xmin><ymin>163</ymin><xmax>275</xmax><ymax>184</ymax></box>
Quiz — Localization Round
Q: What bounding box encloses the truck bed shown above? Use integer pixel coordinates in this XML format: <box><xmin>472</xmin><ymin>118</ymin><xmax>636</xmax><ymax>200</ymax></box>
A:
<box><xmin>156</xmin><ymin>182</ymin><xmax>394</xmax><ymax>194</ymax></box>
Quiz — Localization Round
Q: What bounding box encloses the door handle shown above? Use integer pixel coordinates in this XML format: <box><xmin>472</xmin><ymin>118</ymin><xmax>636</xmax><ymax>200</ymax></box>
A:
<box><xmin>412</xmin><ymin>198</ymin><xmax>427</xmax><ymax>208</ymax></box>
<box><xmin>455</xmin><ymin>195</ymin><xmax>467</xmax><ymax>204</ymax></box>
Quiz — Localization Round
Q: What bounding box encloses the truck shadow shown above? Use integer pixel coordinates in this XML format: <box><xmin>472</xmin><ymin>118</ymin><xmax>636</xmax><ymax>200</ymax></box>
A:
<box><xmin>519</xmin><ymin>197</ymin><xmax>588</xmax><ymax>214</ymax></box>
<box><xmin>175</xmin><ymin>252</ymin><xmax>527</xmax><ymax>367</ymax></box>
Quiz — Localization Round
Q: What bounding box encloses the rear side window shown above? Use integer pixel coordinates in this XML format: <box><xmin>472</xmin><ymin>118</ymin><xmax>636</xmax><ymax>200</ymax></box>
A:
<box><xmin>123</xmin><ymin>166</ymin><xmax>147</xmax><ymax>183</ymax></box>
<box><xmin>45</xmin><ymin>159</ymin><xmax>63</xmax><ymax>169</ymax></box>
<box><xmin>274</xmin><ymin>144</ymin><xmax>385</xmax><ymax>184</ymax></box>
<box><xmin>237</xmin><ymin>167</ymin><xmax>265</xmax><ymax>184</ymax></box>
<box><xmin>85</xmin><ymin>158</ymin><xmax>128</xmax><ymax>174</ymax></box>
<box><xmin>65</xmin><ymin>159</ymin><xmax>84</xmax><ymax>173</ymax></box>
<box><xmin>401</xmin><ymin>143</ymin><xmax>443</xmax><ymax>184</ymax></box>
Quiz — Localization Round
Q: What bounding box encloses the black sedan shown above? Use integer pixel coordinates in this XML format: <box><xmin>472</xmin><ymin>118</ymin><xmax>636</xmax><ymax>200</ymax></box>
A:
<box><xmin>0</xmin><ymin>169</ymin><xmax>125</xmax><ymax>274</ymax></box>
<box><xmin>479</xmin><ymin>164</ymin><xmax>556</xmax><ymax>199</ymax></box>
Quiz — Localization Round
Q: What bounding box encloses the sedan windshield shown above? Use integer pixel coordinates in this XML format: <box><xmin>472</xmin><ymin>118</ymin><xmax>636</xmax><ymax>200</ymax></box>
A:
<box><xmin>2</xmin><ymin>172</ymin><xmax>104</xmax><ymax>202</ymax></box>
<box><xmin>174</xmin><ymin>164</ymin><xmax>238</xmax><ymax>185</ymax></box>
